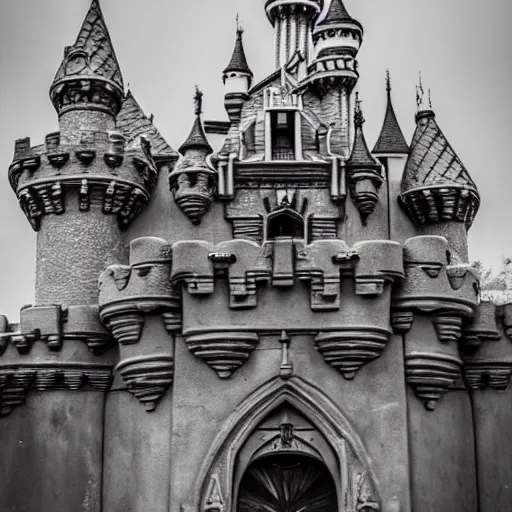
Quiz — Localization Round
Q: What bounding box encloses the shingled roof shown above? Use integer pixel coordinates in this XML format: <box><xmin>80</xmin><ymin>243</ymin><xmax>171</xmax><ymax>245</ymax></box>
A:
<box><xmin>117</xmin><ymin>91</ymin><xmax>176</xmax><ymax>159</ymax></box>
<box><xmin>51</xmin><ymin>0</ymin><xmax>123</xmax><ymax>94</ymax></box>
<box><xmin>223</xmin><ymin>28</ymin><xmax>253</xmax><ymax>77</ymax></box>
<box><xmin>401</xmin><ymin>111</ymin><xmax>477</xmax><ymax>194</ymax></box>
<box><xmin>179</xmin><ymin>88</ymin><xmax>213</xmax><ymax>155</ymax></box>
<box><xmin>317</xmin><ymin>0</ymin><xmax>353</xmax><ymax>26</ymax></box>
<box><xmin>348</xmin><ymin>101</ymin><xmax>380</xmax><ymax>169</ymax></box>
<box><xmin>373</xmin><ymin>74</ymin><xmax>409</xmax><ymax>154</ymax></box>
<box><xmin>400</xmin><ymin>109</ymin><xmax>480</xmax><ymax>228</ymax></box>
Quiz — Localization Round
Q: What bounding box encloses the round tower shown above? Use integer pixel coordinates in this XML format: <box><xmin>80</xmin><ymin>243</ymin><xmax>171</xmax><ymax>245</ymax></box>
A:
<box><xmin>223</xmin><ymin>24</ymin><xmax>253</xmax><ymax>123</ymax></box>
<box><xmin>265</xmin><ymin>0</ymin><xmax>323</xmax><ymax>68</ymax></box>
<box><xmin>9</xmin><ymin>0</ymin><xmax>158</xmax><ymax>309</ymax></box>
<box><xmin>301</xmin><ymin>0</ymin><xmax>363</xmax><ymax>157</ymax></box>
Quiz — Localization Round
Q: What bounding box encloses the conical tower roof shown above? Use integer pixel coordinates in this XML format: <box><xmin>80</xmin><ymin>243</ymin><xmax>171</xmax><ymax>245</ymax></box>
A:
<box><xmin>51</xmin><ymin>0</ymin><xmax>124</xmax><ymax>94</ymax></box>
<box><xmin>223</xmin><ymin>27</ymin><xmax>253</xmax><ymax>77</ymax></box>
<box><xmin>400</xmin><ymin>108</ymin><xmax>480</xmax><ymax>228</ymax></box>
<box><xmin>316</xmin><ymin>0</ymin><xmax>362</xmax><ymax>31</ymax></box>
<box><xmin>179</xmin><ymin>88</ymin><xmax>213</xmax><ymax>155</ymax></box>
<box><xmin>348</xmin><ymin>96</ymin><xmax>380</xmax><ymax>169</ymax></box>
<box><xmin>117</xmin><ymin>91</ymin><xmax>177</xmax><ymax>160</ymax></box>
<box><xmin>401</xmin><ymin>110</ymin><xmax>477</xmax><ymax>194</ymax></box>
<box><xmin>318</xmin><ymin>0</ymin><xmax>353</xmax><ymax>25</ymax></box>
<box><xmin>373</xmin><ymin>72</ymin><xmax>409</xmax><ymax>154</ymax></box>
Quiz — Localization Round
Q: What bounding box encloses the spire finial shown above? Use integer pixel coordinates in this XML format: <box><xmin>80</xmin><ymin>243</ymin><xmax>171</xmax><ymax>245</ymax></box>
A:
<box><xmin>416</xmin><ymin>71</ymin><xmax>425</xmax><ymax>111</ymax></box>
<box><xmin>236</xmin><ymin>13</ymin><xmax>243</xmax><ymax>35</ymax></box>
<box><xmin>386</xmin><ymin>69</ymin><xmax>391</xmax><ymax>94</ymax></box>
<box><xmin>355</xmin><ymin>92</ymin><xmax>365</xmax><ymax>126</ymax></box>
<box><xmin>194</xmin><ymin>86</ymin><xmax>203</xmax><ymax>117</ymax></box>
<box><xmin>428</xmin><ymin>88</ymin><xmax>432</xmax><ymax>109</ymax></box>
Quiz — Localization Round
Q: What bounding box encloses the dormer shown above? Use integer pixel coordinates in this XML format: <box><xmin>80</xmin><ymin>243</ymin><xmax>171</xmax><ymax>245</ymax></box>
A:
<box><xmin>264</xmin><ymin>87</ymin><xmax>304</xmax><ymax>161</ymax></box>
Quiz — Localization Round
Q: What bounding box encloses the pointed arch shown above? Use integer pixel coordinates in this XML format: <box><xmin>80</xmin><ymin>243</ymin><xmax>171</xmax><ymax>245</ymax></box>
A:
<box><xmin>195</xmin><ymin>376</ymin><xmax>380</xmax><ymax>512</ymax></box>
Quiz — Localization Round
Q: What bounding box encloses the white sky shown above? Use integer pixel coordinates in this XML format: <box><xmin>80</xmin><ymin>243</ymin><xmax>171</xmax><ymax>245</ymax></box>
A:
<box><xmin>0</xmin><ymin>0</ymin><xmax>511</xmax><ymax>319</ymax></box>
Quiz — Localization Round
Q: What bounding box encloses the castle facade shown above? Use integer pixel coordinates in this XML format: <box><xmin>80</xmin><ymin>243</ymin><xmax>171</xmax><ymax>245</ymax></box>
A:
<box><xmin>1</xmin><ymin>1</ymin><xmax>511</xmax><ymax>511</ymax></box>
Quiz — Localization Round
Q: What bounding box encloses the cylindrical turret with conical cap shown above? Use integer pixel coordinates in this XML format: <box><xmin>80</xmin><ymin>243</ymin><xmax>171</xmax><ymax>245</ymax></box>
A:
<box><xmin>265</xmin><ymin>0</ymin><xmax>323</xmax><ymax>68</ymax></box>
<box><xmin>223</xmin><ymin>23</ymin><xmax>253</xmax><ymax>122</ymax></box>
<box><xmin>8</xmin><ymin>0</ymin><xmax>160</xmax><ymax>306</ymax></box>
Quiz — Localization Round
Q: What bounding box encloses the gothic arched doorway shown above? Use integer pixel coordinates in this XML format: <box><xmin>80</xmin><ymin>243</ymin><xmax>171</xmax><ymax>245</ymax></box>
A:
<box><xmin>237</xmin><ymin>453</ymin><xmax>338</xmax><ymax>512</ymax></box>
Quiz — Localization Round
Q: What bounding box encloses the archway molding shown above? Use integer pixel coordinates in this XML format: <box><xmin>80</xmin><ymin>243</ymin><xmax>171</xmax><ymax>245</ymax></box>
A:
<box><xmin>196</xmin><ymin>376</ymin><xmax>381</xmax><ymax>512</ymax></box>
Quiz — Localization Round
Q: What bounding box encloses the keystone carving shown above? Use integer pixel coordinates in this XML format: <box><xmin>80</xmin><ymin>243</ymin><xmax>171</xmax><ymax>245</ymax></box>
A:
<box><xmin>9</xmin><ymin>131</ymin><xmax>158</xmax><ymax>231</ymax></box>
<box><xmin>393</xmin><ymin>236</ymin><xmax>479</xmax><ymax>410</ymax></box>
<box><xmin>99</xmin><ymin>237</ymin><xmax>180</xmax><ymax>411</ymax></box>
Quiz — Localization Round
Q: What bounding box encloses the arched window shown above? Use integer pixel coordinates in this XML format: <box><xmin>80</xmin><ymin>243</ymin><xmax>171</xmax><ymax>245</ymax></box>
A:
<box><xmin>267</xmin><ymin>209</ymin><xmax>304</xmax><ymax>240</ymax></box>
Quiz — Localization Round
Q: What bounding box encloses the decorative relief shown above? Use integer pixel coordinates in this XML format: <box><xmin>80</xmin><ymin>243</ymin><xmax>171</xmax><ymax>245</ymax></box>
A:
<box><xmin>314</xmin><ymin>329</ymin><xmax>390</xmax><ymax>380</ymax></box>
<box><xmin>185</xmin><ymin>331</ymin><xmax>260</xmax><ymax>379</ymax></box>
<box><xmin>393</xmin><ymin>236</ymin><xmax>479</xmax><ymax>410</ymax></box>
<box><xmin>115</xmin><ymin>355</ymin><xmax>174</xmax><ymax>412</ymax></box>
<box><xmin>0</xmin><ymin>365</ymin><xmax>112</xmax><ymax>418</ymax></box>
<box><xmin>204</xmin><ymin>475</ymin><xmax>224</xmax><ymax>512</ymax></box>
<box><xmin>461</xmin><ymin>302</ymin><xmax>512</xmax><ymax>391</ymax></box>
<box><xmin>99</xmin><ymin>237</ymin><xmax>180</xmax><ymax>410</ymax></box>
<box><xmin>9</xmin><ymin>131</ymin><xmax>158</xmax><ymax>232</ymax></box>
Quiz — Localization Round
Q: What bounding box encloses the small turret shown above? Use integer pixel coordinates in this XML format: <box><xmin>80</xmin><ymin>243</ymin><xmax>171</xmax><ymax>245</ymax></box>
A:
<box><xmin>347</xmin><ymin>94</ymin><xmax>383</xmax><ymax>224</ymax></box>
<box><xmin>305</xmin><ymin>0</ymin><xmax>363</xmax><ymax>94</ymax></box>
<box><xmin>223</xmin><ymin>22</ymin><xmax>253</xmax><ymax>123</ymax></box>
<box><xmin>399</xmin><ymin>79</ymin><xmax>480</xmax><ymax>260</ymax></box>
<box><xmin>265</xmin><ymin>0</ymin><xmax>323</xmax><ymax>69</ymax></box>
<box><xmin>373</xmin><ymin>71</ymin><xmax>409</xmax><ymax>183</ymax></box>
<box><xmin>169</xmin><ymin>88</ymin><xmax>216</xmax><ymax>225</ymax></box>
<box><xmin>50</xmin><ymin>0</ymin><xmax>124</xmax><ymax>140</ymax></box>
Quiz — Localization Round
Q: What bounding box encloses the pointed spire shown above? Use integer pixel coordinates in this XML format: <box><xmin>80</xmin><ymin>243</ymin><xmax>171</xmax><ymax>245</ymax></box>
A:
<box><xmin>373</xmin><ymin>71</ymin><xmax>409</xmax><ymax>154</ymax></box>
<box><xmin>223</xmin><ymin>17</ymin><xmax>253</xmax><ymax>78</ymax></box>
<box><xmin>318</xmin><ymin>0</ymin><xmax>353</xmax><ymax>25</ymax></box>
<box><xmin>117</xmin><ymin>91</ymin><xmax>177</xmax><ymax>161</ymax></box>
<box><xmin>400</xmin><ymin>104</ymin><xmax>480</xmax><ymax>228</ymax></box>
<box><xmin>50</xmin><ymin>0</ymin><xmax>124</xmax><ymax>114</ymax></box>
<box><xmin>349</xmin><ymin>93</ymin><xmax>380</xmax><ymax>169</ymax></box>
<box><xmin>316</xmin><ymin>0</ymin><xmax>362</xmax><ymax>30</ymax></box>
<box><xmin>179</xmin><ymin>87</ymin><xmax>213</xmax><ymax>155</ymax></box>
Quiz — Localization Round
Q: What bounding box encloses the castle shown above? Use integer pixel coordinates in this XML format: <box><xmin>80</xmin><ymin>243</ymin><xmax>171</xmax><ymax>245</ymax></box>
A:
<box><xmin>1</xmin><ymin>0</ymin><xmax>511</xmax><ymax>511</ymax></box>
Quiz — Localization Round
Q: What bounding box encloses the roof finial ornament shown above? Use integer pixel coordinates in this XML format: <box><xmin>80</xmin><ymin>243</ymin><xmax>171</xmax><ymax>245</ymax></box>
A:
<box><xmin>194</xmin><ymin>86</ymin><xmax>203</xmax><ymax>117</ymax></box>
<box><xmin>386</xmin><ymin>69</ymin><xmax>391</xmax><ymax>94</ymax></box>
<box><xmin>236</xmin><ymin>13</ymin><xmax>243</xmax><ymax>35</ymax></box>
<box><xmin>416</xmin><ymin>71</ymin><xmax>425</xmax><ymax>111</ymax></box>
<box><xmin>428</xmin><ymin>88</ymin><xmax>432</xmax><ymax>109</ymax></box>
<box><xmin>354</xmin><ymin>92</ymin><xmax>365</xmax><ymax>126</ymax></box>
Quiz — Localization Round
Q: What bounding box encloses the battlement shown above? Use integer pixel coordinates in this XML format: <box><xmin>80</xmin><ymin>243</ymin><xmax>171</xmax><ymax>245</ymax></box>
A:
<box><xmin>9</xmin><ymin>130</ymin><xmax>158</xmax><ymax>231</ymax></box>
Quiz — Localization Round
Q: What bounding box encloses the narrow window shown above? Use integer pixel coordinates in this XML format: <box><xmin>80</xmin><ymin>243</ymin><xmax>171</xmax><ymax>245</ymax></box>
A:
<box><xmin>271</xmin><ymin>111</ymin><xmax>295</xmax><ymax>160</ymax></box>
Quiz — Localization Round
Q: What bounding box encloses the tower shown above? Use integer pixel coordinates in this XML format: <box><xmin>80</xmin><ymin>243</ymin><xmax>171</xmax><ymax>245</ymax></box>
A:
<box><xmin>223</xmin><ymin>22</ymin><xmax>254</xmax><ymax>123</ymax></box>
<box><xmin>265</xmin><ymin>0</ymin><xmax>323</xmax><ymax>69</ymax></box>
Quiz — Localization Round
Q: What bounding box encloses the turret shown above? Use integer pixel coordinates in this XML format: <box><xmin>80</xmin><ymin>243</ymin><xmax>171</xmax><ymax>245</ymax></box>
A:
<box><xmin>265</xmin><ymin>0</ymin><xmax>323</xmax><ymax>69</ymax></box>
<box><xmin>223</xmin><ymin>24</ymin><xmax>253</xmax><ymax>123</ymax></box>
<box><xmin>399</xmin><ymin>82</ymin><xmax>480</xmax><ymax>261</ymax></box>
<box><xmin>8</xmin><ymin>0</ymin><xmax>159</xmax><ymax>308</ymax></box>
<box><xmin>169</xmin><ymin>88</ymin><xmax>216</xmax><ymax>225</ymax></box>
<box><xmin>373</xmin><ymin>71</ymin><xmax>409</xmax><ymax>181</ymax></box>
<box><xmin>347</xmin><ymin>94</ymin><xmax>383</xmax><ymax>224</ymax></box>
<box><xmin>301</xmin><ymin>0</ymin><xmax>363</xmax><ymax>157</ymax></box>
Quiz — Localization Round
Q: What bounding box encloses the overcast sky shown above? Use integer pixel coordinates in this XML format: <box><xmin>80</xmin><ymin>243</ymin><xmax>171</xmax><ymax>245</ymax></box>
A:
<box><xmin>0</xmin><ymin>0</ymin><xmax>511</xmax><ymax>319</ymax></box>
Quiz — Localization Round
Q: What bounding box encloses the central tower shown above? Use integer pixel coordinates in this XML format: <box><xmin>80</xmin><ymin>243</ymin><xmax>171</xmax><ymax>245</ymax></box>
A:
<box><xmin>265</xmin><ymin>0</ymin><xmax>323</xmax><ymax>68</ymax></box>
